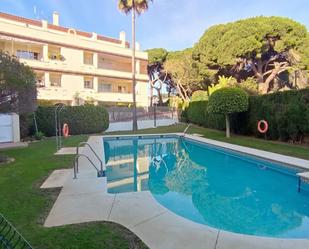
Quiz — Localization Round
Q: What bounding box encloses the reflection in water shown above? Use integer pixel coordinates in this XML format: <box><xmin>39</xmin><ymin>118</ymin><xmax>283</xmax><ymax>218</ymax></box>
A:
<box><xmin>104</xmin><ymin>136</ymin><xmax>309</xmax><ymax>238</ymax></box>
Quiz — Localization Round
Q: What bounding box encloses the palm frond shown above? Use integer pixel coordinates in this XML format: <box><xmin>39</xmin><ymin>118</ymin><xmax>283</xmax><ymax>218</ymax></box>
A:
<box><xmin>118</xmin><ymin>0</ymin><xmax>153</xmax><ymax>15</ymax></box>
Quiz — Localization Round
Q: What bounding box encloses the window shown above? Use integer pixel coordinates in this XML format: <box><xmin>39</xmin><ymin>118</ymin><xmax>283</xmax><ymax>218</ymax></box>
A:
<box><xmin>16</xmin><ymin>50</ymin><xmax>40</xmax><ymax>60</ymax></box>
<box><xmin>98</xmin><ymin>83</ymin><xmax>112</xmax><ymax>93</ymax></box>
<box><xmin>84</xmin><ymin>52</ymin><xmax>93</xmax><ymax>65</ymax></box>
<box><xmin>48</xmin><ymin>46</ymin><xmax>63</xmax><ymax>61</ymax></box>
<box><xmin>36</xmin><ymin>73</ymin><xmax>45</xmax><ymax>88</ymax></box>
<box><xmin>84</xmin><ymin>77</ymin><xmax>93</xmax><ymax>89</ymax></box>
<box><xmin>118</xmin><ymin>85</ymin><xmax>127</xmax><ymax>93</ymax></box>
<box><xmin>50</xmin><ymin>74</ymin><xmax>61</xmax><ymax>87</ymax></box>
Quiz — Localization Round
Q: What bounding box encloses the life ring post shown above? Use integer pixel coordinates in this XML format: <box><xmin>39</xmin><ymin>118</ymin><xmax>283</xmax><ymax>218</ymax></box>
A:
<box><xmin>257</xmin><ymin>120</ymin><xmax>268</xmax><ymax>136</ymax></box>
<box><xmin>62</xmin><ymin>123</ymin><xmax>69</xmax><ymax>138</ymax></box>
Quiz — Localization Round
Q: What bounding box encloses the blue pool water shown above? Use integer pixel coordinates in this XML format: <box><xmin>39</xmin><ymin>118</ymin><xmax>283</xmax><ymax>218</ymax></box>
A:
<box><xmin>104</xmin><ymin>135</ymin><xmax>309</xmax><ymax>238</ymax></box>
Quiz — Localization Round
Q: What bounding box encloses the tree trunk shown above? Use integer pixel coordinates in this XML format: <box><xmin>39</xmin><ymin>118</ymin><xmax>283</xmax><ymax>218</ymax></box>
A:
<box><xmin>225</xmin><ymin>114</ymin><xmax>230</xmax><ymax>138</ymax></box>
<box><xmin>150</xmin><ymin>85</ymin><xmax>153</xmax><ymax>107</ymax></box>
<box><xmin>131</xmin><ymin>3</ymin><xmax>138</xmax><ymax>131</ymax></box>
<box><xmin>155</xmin><ymin>88</ymin><xmax>162</xmax><ymax>105</ymax></box>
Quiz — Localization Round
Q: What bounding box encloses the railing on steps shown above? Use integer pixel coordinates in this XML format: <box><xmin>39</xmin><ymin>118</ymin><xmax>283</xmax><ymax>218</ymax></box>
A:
<box><xmin>0</xmin><ymin>214</ymin><xmax>33</xmax><ymax>249</ymax></box>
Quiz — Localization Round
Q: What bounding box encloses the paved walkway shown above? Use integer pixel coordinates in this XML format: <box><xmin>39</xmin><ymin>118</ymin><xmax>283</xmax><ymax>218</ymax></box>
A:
<box><xmin>43</xmin><ymin>135</ymin><xmax>309</xmax><ymax>249</ymax></box>
<box><xmin>106</xmin><ymin>119</ymin><xmax>178</xmax><ymax>132</ymax></box>
<box><xmin>0</xmin><ymin>142</ymin><xmax>28</xmax><ymax>150</ymax></box>
<box><xmin>54</xmin><ymin>147</ymin><xmax>77</xmax><ymax>155</ymax></box>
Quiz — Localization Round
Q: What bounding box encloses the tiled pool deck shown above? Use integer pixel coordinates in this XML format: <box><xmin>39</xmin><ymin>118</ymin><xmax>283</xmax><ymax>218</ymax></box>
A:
<box><xmin>43</xmin><ymin>134</ymin><xmax>309</xmax><ymax>249</ymax></box>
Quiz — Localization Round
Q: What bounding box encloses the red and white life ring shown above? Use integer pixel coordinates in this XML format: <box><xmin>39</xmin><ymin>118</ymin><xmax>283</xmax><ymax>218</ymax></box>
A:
<box><xmin>62</xmin><ymin>123</ymin><xmax>69</xmax><ymax>138</ymax></box>
<box><xmin>257</xmin><ymin>120</ymin><xmax>268</xmax><ymax>134</ymax></box>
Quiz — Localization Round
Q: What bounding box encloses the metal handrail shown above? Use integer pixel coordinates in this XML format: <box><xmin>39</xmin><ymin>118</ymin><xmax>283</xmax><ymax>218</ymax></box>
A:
<box><xmin>0</xmin><ymin>213</ymin><xmax>33</xmax><ymax>249</ymax></box>
<box><xmin>73</xmin><ymin>154</ymin><xmax>104</xmax><ymax>179</ymax></box>
<box><xmin>182</xmin><ymin>123</ymin><xmax>192</xmax><ymax>136</ymax></box>
<box><xmin>76</xmin><ymin>142</ymin><xmax>103</xmax><ymax>174</ymax></box>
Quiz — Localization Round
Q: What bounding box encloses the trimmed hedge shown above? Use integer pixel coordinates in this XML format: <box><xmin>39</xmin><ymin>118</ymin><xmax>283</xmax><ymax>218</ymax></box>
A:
<box><xmin>35</xmin><ymin>105</ymin><xmax>109</xmax><ymax>136</ymax></box>
<box><xmin>207</xmin><ymin>88</ymin><xmax>248</xmax><ymax>115</ymax></box>
<box><xmin>184</xmin><ymin>89</ymin><xmax>309</xmax><ymax>142</ymax></box>
<box><xmin>186</xmin><ymin>101</ymin><xmax>225</xmax><ymax>130</ymax></box>
<box><xmin>241</xmin><ymin>89</ymin><xmax>309</xmax><ymax>142</ymax></box>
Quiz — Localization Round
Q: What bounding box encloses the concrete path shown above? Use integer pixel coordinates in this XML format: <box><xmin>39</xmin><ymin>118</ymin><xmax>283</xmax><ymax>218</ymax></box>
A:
<box><xmin>54</xmin><ymin>147</ymin><xmax>78</xmax><ymax>155</ymax></box>
<box><xmin>106</xmin><ymin>119</ymin><xmax>178</xmax><ymax>132</ymax></box>
<box><xmin>42</xmin><ymin>135</ymin><xmax>309</xmax><ymax>249</ymax></box>
<box><xmin>0</xmin><ymin>142</ymin><xmax>27</xmax><ymax>150</ymax></box>
<box><xmin>40</xmin><ymin>169</ymin><xmax>71</xmax><ymax>189</ymax></box>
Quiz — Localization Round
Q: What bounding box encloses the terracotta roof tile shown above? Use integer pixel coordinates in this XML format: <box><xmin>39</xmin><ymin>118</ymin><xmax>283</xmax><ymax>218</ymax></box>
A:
<box><xmin>0</xmin><ymin>12</ymin><xmax>129</xmax><ymax>47</ymax></box>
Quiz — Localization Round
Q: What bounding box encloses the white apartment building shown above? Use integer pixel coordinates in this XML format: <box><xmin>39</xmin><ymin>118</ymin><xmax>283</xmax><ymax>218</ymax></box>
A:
<box><xmin>0</xmin><ymin>11</ymin><xmax>149</xmax><ymax>106</ymax></box>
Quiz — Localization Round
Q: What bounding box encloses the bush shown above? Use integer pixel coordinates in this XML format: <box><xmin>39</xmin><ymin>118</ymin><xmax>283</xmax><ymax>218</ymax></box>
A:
<box><xmin>207</xmin><ymin>88</ymin><xmax>249</xmax><ymax>115</ymax></box>
<box><xmin>34</xmin><ymin>131</ymin><xmax>45</xmax><ymax>140</ymax></box>
<box><xmin>208</xmin><ymin>76</ymin><xmax>237</xmax><ymax>96</ymax></box>
<box><xmin>240</xmin><ymin>77</ymin><xmax>259</xmax><ymax>95</ymax></box>
<box><xmin>184</xmin><ymin>88</ymin><xmax>309</xmax><ymax>142</ymax></box>
<box><xmin>34</xmin><ymin>105</ymin><xmax>109</xmax><ymax>136</ymax></box>
<box><xmin>191</xmin><ymin>90</ymin><xmax>208</xmax><ymax>101</ymax></box>
<box><xmin>243</xmin><ymin>89</ymin><xmax>309</xmax><ymax>142</ymax></box>
<box><xmin>20</xmin><ymin>113</ymin><xmax>35</xmax><ymax>139</ymax></box>
<box><xmin>186</xmin><ymin>101</ymin><xmax>225</xmax><ymax>130</ymax></box>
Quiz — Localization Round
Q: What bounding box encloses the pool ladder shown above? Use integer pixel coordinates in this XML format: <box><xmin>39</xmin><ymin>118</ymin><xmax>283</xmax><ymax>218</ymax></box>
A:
<box><xmin>182</xmin><ymin>123</ymin><xmax>192</xmax><ymax>137</ymax></box>
<box><xmin>73</xmin><ymin>142</ymin><xmax>105</xmax><ymax>179</ymax></box>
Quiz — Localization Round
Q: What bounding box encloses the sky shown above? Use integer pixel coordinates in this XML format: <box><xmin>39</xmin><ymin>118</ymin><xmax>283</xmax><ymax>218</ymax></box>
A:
<box><xmin>1</xmin><ymin>0</ymin><xmax>309</xmax><ymax>51</ymax></box>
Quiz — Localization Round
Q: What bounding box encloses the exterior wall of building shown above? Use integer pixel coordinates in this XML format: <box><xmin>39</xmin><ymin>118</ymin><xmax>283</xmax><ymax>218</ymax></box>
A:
<box><xmin>0</xmin><ymin>12</ymin><xmax>150</xmax><ymax>106</ymax></box>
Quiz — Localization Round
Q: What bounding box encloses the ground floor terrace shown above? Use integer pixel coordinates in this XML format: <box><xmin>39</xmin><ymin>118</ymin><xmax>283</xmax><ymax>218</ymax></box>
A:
<box><xmin>1</xmin><ymin>124</ymin><xmax>309</xmax><ymax>249</ymax></box>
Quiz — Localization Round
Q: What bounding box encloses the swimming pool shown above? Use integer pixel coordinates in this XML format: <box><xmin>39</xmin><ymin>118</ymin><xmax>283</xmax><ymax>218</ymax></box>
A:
<box><xmin>103</xmin><ymin>135</ymin><xmax>309</xmax><ymax>238</ymax></box>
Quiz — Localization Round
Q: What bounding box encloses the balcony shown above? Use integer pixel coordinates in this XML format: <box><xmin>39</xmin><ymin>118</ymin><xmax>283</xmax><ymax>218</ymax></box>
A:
<box><xmin>22</xmin><ymin>58</ymin><xmax>149</xmax><ymax>81</ymax></box>
<box><xmin>93</xmin><ymin>92</ymin><xmax>133</xmax><ymax>103</ymax></box>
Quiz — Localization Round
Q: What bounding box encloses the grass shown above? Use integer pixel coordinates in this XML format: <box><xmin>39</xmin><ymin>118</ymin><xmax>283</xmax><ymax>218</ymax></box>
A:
<box><xmin>106</xmin><ymin>123</ymin><xmax>309</xmax><ymax>160</ymax></box>
<box><xmin>0</xmin><ymin>135</ymin><xmax>148</xmax><ymax>249</ymax></box>
<box><xmin>0</xmin><ymin>123</ymin><xmax>308</xmax><ymax>249</ymax></box>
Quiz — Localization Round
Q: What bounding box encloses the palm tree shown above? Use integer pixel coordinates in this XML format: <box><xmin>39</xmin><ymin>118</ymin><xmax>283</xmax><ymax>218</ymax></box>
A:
<box><xmin>118</xmin><ymin>0</ymin><xmax>153</xmax><ymax>131</ymax></box>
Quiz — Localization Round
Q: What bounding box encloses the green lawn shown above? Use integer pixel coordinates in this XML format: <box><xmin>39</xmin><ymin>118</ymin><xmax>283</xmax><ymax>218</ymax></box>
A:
<box><xmin>0</xmin><ymin>124</ymin><xmax>308</xmax><ymax>249</ymax></box>
<box><xmin>0</xmin><ymin>135</ymin><xmax>147</xmax><ymax>249</ymax></box>
<box><xmin>106</xmin><ymin>123</ymin><xmax>309</xmax><ymax>160</ymax></box>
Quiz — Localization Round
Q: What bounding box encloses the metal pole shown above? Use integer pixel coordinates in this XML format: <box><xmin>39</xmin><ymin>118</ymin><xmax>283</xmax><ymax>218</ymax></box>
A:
<box><xmin>76</xmin><ymin>146</ymin><xmax>79</xmax><ymax>173</ymax></box>
<box><xmin>131</xmin><ymin>1</ymin><xmax>138</xmax><ymax>131</ymax></box>
<box><xmin>54</xmin><ymin>105</ymin><xmax>60</xmax><ymax>150</ymax></box>
<box><xmin>73</xmin><ymin>158</ymin><xmax>77</xmax><ymax>179</ymax></box>
<box><xmin>154</xmin><ymin>103</ymin><xmax>157</xmax><ymax>127</ymax></box>
<box><xmin>58</xmin><ymin>105</ymin><xmax>65</xmax><ymax>149</ymax></box>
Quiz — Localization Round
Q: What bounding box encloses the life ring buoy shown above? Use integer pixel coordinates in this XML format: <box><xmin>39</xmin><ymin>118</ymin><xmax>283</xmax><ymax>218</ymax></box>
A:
<box><xmin>257</xmin><ymin>120</ymin><xmax>268</xmax><ymax>134</ymax></box>
<box><xmin>62</xmin><ymin>123</ymin><xmax>69</xmax><ymax>138</ymax></box>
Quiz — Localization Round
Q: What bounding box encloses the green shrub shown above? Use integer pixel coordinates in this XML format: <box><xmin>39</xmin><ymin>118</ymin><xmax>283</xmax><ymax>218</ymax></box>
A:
<box><xmin>191</xmin><ymin>90</ymin><xmax>208</xmax><ymax>102</ymax></box>
<box><xmin>186</xmin><ymin>101</ymin><xmax>225</xmax><ymax>130</ymax></box>
<box><xmin>34</xmin><ymin>105</ymin><xmax>109</xmax><ymax>136</ymax></box>
<box><xmin>207</xmin><ymin>87</ymin><xmax>249</xmax><ymax>115</ymax></box>
<box><xmin>34</xmin><ymin>131</ymin><xmax>45</xmax><ymax>140</ymax></box>
<box><xmin>208</xmin><ymin>88</ymin><xmax>248</xmax><ymax>137</ymax></box>
<box><xmin>20</xmin><ymin>113</ymin><xmax>33</xmax><ymax>139</ymax></box>
<box><xmin>239</xmin><ymin>77</ymin><xmax>259</xmax><ymax>95</ymax></box>
<box><xmin>208</xmin><ymin>76</ymin><xmax>237</xmax><ymax>96</ymax></box>
<box><xmin>183</xmin><ymin>88</ymin><xmax>309</xmax><ymax>142</ymax></box>
<box><xmin>244</xmin><ymin>89</ymin><xmax>309</xmax><ymax>142</ymax></box>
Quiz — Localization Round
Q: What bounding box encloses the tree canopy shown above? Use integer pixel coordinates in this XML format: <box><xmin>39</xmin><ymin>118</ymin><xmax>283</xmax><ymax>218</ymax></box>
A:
<box><xmin>146</xmin><ymin>48</ymin><xmax>170</xmax><ymax>105</ymax></box>
<box><xmin>147</xmin><ymin>16</ymin><xmax>309</xmax><ymax>101</ymax></box>
<box><xmin>164</xmin><ymin>49</ymin><xmax>202</xmax><ymax>101</ymax></box>
<box><xmin>118</xmin><ymin>0</ymin><xmax>153</xmax><ymax>14</ymax></box>
<box><xmin>147</xmin><ymin>48</ymin><xmax>168</xmax><ymax>64</ymax></box>
<box><xmin>0</xmin><ymin>52</ymin><xmax>37</xmax><ymax>114</ymax></box>
<box><xmin>193</xmin><ymin>16</ymin><xmax>308</xmax><ymax>93</ymax></box>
